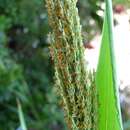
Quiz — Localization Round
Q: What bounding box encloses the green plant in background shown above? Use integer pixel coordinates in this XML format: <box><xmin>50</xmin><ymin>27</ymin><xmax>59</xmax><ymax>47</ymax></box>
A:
<box><xmin>78</xmin><ymin>0</ymin><xmax>103</xmax><ymax>41</ymax></box>
<box><xmin>96</xmin><ymin>0</ymin><xmax>123</xmax><ymax>130</ymax></box>
<box><xmin>114</xmin><ymin>0</ymin><xmax>130</xmax><ymax>6</ymax></box>
<box><xmin>0</xmin><ymin>47</ymin><xmax>28</xmax><ymax>129</ymax></box>
<box><xmin>0</xmin><ymin>0</ymin><xmax>65</xmax><ymax>129</ymax></box>
<box><xmin>46</xmin><ymin>0</ymin><xmax>97</xmax><ymax>129</ymax></box>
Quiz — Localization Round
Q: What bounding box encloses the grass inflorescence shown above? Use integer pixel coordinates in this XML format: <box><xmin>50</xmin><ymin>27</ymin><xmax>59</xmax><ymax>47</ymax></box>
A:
<box><xmin>46</xmin><ymin>0</ymin><xmax>98</xmax><ymax>129</ymax></box>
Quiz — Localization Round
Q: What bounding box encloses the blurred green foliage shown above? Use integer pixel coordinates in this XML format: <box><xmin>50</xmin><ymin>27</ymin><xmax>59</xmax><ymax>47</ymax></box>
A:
<box><xmin>114</xmin><ymin>0</ymin><xmax>130</xmax><ymax>6</ymax></box>
<box><xmin>0</xmin><ymin>0</ymin><xmax>65</xmax><ymax>130</ymax></box>
<box><xmin>78</xmin><ymin>0</ymin><xmax>103</xmax><ymax>42</ymax></box>
<box><xmin>0</xmin><ymin>0</ymin><xmax>129</xmax><ymax>130</ymax></box>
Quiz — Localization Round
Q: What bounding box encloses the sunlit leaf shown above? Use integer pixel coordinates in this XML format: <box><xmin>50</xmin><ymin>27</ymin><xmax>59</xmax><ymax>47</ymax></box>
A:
<box><xmin>96</xmin><ymin>0</ymin><xmax>123</xmax><ymax>130</ymax></box>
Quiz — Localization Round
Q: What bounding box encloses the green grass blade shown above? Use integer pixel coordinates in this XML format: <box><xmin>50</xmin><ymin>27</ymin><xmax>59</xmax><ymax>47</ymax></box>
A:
<box><xmin>17</xmin><ymin>99</ymin><xmax>27</xmax><ymax>130</ymax></box>
<box><xmin>96</xmin><ymin>0</ymin><xmax>123</xmax><ymax>130</ymax></box>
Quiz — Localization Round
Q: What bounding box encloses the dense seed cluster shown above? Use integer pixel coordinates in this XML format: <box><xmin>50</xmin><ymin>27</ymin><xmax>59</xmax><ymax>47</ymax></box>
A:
<box><xmin>46</xmin><ymin>0</ymin><xmax>98</xmax><ymax>130</ymax></box>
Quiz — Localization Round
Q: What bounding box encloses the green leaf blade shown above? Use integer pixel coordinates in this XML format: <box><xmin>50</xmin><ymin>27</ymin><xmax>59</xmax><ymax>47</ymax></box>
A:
<box><xmin>96</xmin><ymin>0</ymin><xmax>123</xmax><ymax>130</ymax></box>
<box><xmin>17</xmin><ymin>99</ymin><xmax>27</xmax><ymax>130</ymax></box>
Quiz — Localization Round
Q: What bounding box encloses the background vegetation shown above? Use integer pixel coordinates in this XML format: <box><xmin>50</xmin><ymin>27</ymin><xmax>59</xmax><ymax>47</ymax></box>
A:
<box><xmin>0</xmin><ymin>0</ymin><xmax>129</xmax><ymax>130</ymax></box>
